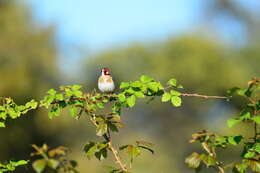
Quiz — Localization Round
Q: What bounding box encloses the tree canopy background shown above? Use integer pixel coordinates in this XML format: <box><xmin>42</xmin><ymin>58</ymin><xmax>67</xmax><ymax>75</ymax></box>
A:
<box><xmin>0</xmin><ymin>0</ymin><xmax>259</xmax><ymax>172</ymax></box>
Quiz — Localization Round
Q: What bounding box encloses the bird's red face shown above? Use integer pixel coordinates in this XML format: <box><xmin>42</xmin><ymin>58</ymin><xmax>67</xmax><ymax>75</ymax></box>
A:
<box><xmin>101</xmin><ymin>68</ymin><xmax>110</xmax><ymax>76</ymax></box>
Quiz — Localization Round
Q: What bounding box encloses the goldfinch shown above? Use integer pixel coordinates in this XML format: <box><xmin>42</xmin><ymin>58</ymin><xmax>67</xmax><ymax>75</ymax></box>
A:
<box><xmin>98</xmin><ymin>68</ymin><xmax>115</xmax><ymax>93</ymax></box>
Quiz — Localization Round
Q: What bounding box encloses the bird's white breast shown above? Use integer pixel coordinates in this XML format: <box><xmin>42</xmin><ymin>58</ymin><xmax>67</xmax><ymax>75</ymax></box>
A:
<box><xmin>98</xmin><ymin>80</ymin><xmax>115</xmax><ymax>92</ymax></box>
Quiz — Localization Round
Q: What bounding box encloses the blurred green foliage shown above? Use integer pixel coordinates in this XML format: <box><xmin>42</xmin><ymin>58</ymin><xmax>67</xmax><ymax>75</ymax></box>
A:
<box><xmin>0</xmin><ymin>0</ymin><xmax>59</xmax><ymax>168</ymax></box>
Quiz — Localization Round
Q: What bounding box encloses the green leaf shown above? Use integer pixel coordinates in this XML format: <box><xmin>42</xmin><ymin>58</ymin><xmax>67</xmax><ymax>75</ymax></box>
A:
<box><xmin>55</xmin><ymin>94</ymin><xmax>64</xmax><ymax>101</ymax></box>
<box><xmin>47</xmin><ymin>159</ymin><xmax>59</xmax><ymax>169</ymax></box>
<box><xmin>96</xmin><ymin>123</ymin><xmax>108</xmax><ymax>136</ymax></box>
<box><xmin>126</xmin><ymin>145</ymin><xmax>141</xmax><ymax>159</ymax></box>
<box><xmin>130</xmin><ymin>81</ymin><xmax>143</xmax><ymax>88</ymax></box>
<box><xmin>95</xmin><ymin>148</ymin><xmax>108</xmax><ymax>160</ymax></box>
<box><xmin>240</xmin><ymin>112</ymin><xmax>251</xmax><ymax>120</ymax></box>
<box><xmin>200</xmin><ymin>154</ymin><xmax>216</xmax><ymax>167</ymax></box>
<box><xmin>167</xmin><ymin>78</ymin><xmax>177</xmax><ymax>87</ymax></box>
<box><xmin>147</xmin><ymin>82</ymin><xmax>159</xmax><ymax>92</ymax></box>
<box><xmin>25</xmin><ymin>100</ymin><xmax>38</xmax><ymax>109</ymax></box>
<box><xmin>96</xmin><ymin>102</ymin><xmax>104</xmax><ymax>109</ymax></box>
<box><xmin>108</xmin><ymin>122</ymin><xmax>119</xmax><ymax>132</ymax></box>
<box><xmin>69</xmin><ymin>106</ymin><xmax>78</xmax><ymax>118</ymax></box>
<box><xmin>140</xmin><ymin>75</ymin><xmax>154</xmax><ymax>83</ymax></box>
<box><xmin>171</xmin><ymin>96</ymin><xmax>182</xmax><ymax>107</ymax></box>
<box><xmin>72</xmin><ymin>85</ymin><xmax>82</xmax><ymax>90</ymax></box>
<box><xmin>69</xmin><ymin>160</ymin><xmax>78</xmax><ymax>168</ymax></box>
<box><xmin>120</xmin><ymin>82</ymin><xmax>130</xmax><ymax>89</ymax></box>
<box><xmin>161</xmin><ymin>92</ymin><xmax>171</xmax><ymax>102</ymax></box>
<box><xmin>134</xmin><ymin>91</ymin><xmax>145</xmax><ymax>98</ymax></box>
<box><xmin>233</xmin><ymin>162</ymin><xmax>248</xmax><ymax>173</ymax></box>
<box><xmin>228</xmin><ymin>136</ymin><xmax>243</xmax><ymax>145</ymax></box>
<box><xmin>252</xmin><ymin>116</ymin><xmax>260</xmax><ymax>124</ymax></box>
<box><xmin>47</xmin><ymin>89</ymin><xmax>56</xmax><ymax>96</ymax></box>
<box><xmin>227</xmin><ymin>118</ymin><xmax>241</xmax><ymax>128</ymax></box>
<box><xmin>10</xmin><ymin>160</ymin><xmax>28</xmax><ymax>167</ymax></box>
<box><xmin>185</xmin><ymin>152</ymin><xmax>201</xmax><ymax>168</ymax></box>
<box><xmin>48</xmin><ymin>107</ymin><xmax>61</xmax><ymax>119</ymax></box>
<box><xmin>170</xmin><ymin>90</ymin><xmax>181</xmax><ymax>96</ymax></box>
<box><xmin>32</xmin><ymin>159</ymin><xmax>46</xmax><ymax>173</ymax></box>
<box><xmin>84</xmin><ymin>142</ymin><xmax>97</xmax><ymax>159</ymax></box>
<box><xmin>244</xmin><ymin>152</ymin><xmax>256</xmax><ymax>159</ymax></box>
<box><xmin>0</xmin><ymin>121</ymin><xmax>5</xmax><ymax>128</ymax></box>
<box><xmin>227</xmin><ymin>87</ymin><xmax>247</xmax><ymax>97</ymax></box>
<box><xmin>118</xmin><ymin>93</ymin><xmax>126</xmax><ymax>102</ymax></box>
<box><xmin>255</xmin><ymin>143</ymin><xmax>260</xmax><ymax>153</ymax></box>
<box><xmin>177</xmin><ymin>84</ymin><xmax>184</xmax><ymax>89</ymax></box>
<box><xmin>126</xmin><ymin>95</ymin><xmax>136</xmax><ymax>107</ymax></box>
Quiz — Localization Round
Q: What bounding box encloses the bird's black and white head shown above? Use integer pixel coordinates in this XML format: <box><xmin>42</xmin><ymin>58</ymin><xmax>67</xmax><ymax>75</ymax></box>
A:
<box><xmin>101</xmin><ymin>68</ymin><xmax>111</xmax><ymax>76</ymax></box>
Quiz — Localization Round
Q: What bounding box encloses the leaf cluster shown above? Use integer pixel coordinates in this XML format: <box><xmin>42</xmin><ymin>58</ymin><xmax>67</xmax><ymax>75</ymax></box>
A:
<box><xmin>186</xmin><ymin>78</ymin><xmax>260</xmax><ymax>173</ymax></box>
<box><xmin>31</xmin><ymin>144</ymin><xmax>79</xmax><ymax>173</ymax></box>
<box><xmin>0</xmin><ymin>160</ymin><xmax>28</xmax><ymax>172</ymax></box>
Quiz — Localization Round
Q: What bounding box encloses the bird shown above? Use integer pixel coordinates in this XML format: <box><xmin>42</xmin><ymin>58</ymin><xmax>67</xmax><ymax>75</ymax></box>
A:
<box><xmin>98</xmin><ymin>68</ymin><xmax>115</xmax><ymax>93</ymax></box>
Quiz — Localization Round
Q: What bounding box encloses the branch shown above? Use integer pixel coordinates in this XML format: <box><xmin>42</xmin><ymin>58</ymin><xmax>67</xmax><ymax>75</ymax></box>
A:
<box><xmin>181</xmin><ymin>93</ymin><xmax>227</xmax><ymax>99</ymax></box>
<box><xmin>103</xmin><ymin>133</ymin><xmax>128</xmax><ymax>172</ymax></box>
<box><xmin>109</xmin><ymin>142</ymin><xmax>128</xmax><ymax>172</ymax></box>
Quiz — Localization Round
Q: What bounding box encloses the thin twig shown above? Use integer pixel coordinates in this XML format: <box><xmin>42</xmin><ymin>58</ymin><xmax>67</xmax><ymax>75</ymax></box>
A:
<box><xmin>109</xmin><ymin>142</ymin><xmax>128</xmax><ymax>172</ymax></box>
<box><xmin>181</xmin><ymin>93</ymin><xmax>227</xmax><ymax>99</ymax></box>
<box><xmin>103</xmin><ymin>133</ymin><xmax>128</xmax><ymax>172</ymax></box>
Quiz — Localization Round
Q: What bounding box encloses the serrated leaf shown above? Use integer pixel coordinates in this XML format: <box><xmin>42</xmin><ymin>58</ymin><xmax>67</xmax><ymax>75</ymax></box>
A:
<box><xmin>120</xmin><ymin>82</ymin><xmax>130</xmax><ymax>89</ymax></box>
<box><xmin>118</xmin><ymin>93</ymin><xmax>126</xmax><ymax>102</ymax></box>
<box><xmin>161</xmin><ymin>92</ymin><xmax>171</xmax><ymax>102</ymax></box>
<box><xmin>170</xmin><ymin>90</ymin><xmax>181</xmax><ymax>96</ymax></box>
<box><xmin>32</xmin><ymin>159</ymin><xmax>46</xmax><ymax>173</ymax></box>
<box><xmin>167</xmin><ymin>78</ymin><xmax>177</xmax><ymax>87</ymax></box>
<box><xmin>134</xmin><ymin>91</ymin><xmax>145</xmax><ymax>98</ymax></box>
<box><xmin>147</xmin><ymin>82</ymin><xmax>159</xmax><ymax>92</ymax></box>
<box><xmin>171</xmin><ymin>96</ymin><xmax>182</xmax><ymax>107</ymax></box>
<box><xmin>126</xmin><ymin>95</ymin><xmax>136</xmax><ymax>107</ymax></box>
<box><xmin>130</xmin><ymin>81</ymin><xmax>143</xmax><ymax>88</ymax></box>
<box><xmin>47</xmin><ymin>89</ymin><xmax>56</xmax><ymax>96</ymax></box>
<box><xmin>140</xmin><ymin>75</ymin><xmax>154</xmax><ymax>83</ymax></box>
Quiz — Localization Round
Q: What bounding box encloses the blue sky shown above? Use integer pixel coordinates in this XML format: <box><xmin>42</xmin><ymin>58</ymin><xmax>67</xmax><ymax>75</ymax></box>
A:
<box><xmin>27</xmin><ymin>0</ymin><xmax>204</xmax><ymax>50</ymax></box>
<box><xmin>26</xmin><ymin>0</ymin><xmax>258</xmax><ymax>50</ymax></box>
<box><xmin>25</xmin><ymin>0</ymin><xmax>258</xmax><ymax>74</ymax></box>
